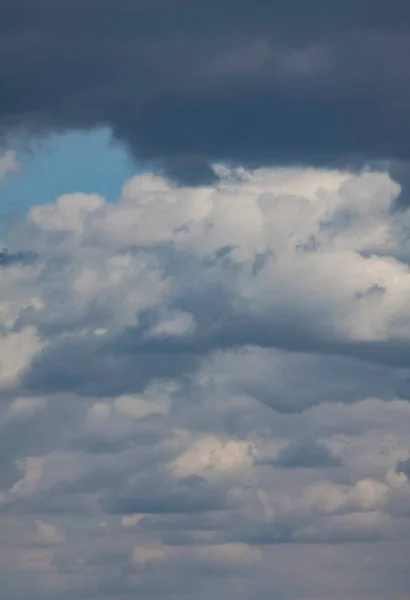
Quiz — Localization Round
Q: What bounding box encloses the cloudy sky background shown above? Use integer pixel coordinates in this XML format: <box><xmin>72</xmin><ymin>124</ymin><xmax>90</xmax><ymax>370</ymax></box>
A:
<box><xmin>1</xmin><ymin>2</ymin><xmax>410</xmax><ymax>599</ymax></box>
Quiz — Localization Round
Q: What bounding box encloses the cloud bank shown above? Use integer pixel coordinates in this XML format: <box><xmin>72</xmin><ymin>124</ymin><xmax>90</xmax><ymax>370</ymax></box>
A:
<box><xmin>1</xmin><ymin>165</ymin><xmax>410</xmax><ymax>599</ymax></box>
<box><xmin>1</xmin><ymin>0</ymin><xmax>410</xmax><ymax>181</ymax></box>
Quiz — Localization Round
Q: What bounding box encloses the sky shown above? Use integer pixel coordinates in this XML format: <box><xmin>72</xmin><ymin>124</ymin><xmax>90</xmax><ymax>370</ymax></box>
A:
<box><xmin>0</xmin><ymin>129</ymin><xmax>137</xmax><ymax>235</ymax></box>
<box><xmin>1</xmin><ymin>2</ymin><xmax>410</xmax><ymax>600</ymax></box>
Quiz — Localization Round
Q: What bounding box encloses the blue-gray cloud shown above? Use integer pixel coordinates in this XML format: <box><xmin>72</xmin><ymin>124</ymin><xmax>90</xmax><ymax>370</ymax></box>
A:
<box><xmin>258</xmin><ymin>439</ymin><xmax>342</xmax><ymax>469</ymax></box>
<box><xmin>1</xmin><ymin>0</ymin><xmax>410</xmax><ymax>183</ymax></box>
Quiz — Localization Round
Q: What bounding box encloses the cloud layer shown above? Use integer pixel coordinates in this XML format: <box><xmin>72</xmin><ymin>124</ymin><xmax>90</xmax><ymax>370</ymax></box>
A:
<box><xmin>1</xmin><ymin>0</ymin><xmax>410</xmax><ymax>181</ymax></box>
<box><xmin>1</xmin><ymin>165</ymin><xmax>410</xmax><ymax>599</ymax></box>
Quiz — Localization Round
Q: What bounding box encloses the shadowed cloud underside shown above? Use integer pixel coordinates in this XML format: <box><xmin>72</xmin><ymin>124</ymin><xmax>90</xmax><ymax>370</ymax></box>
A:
<box><xmin>1</xmin><ymin>0</ymin><xmax>410</xmax><ymax>182</ymax></box>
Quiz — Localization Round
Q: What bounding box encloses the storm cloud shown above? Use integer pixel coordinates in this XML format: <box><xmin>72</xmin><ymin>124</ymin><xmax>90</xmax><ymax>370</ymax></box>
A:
<box><xmin>1</xmin><ymin>0</ymin><xmax>410</xmax><ymax>181</ymax></box>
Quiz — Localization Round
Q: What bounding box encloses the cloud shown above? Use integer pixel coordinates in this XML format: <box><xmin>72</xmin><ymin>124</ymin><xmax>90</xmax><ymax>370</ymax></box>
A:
<box><xmin>113</xmin><ymin>382</ymin><xmax>172</xmax><ymax>420</ymax></box>
<box><xmin>4</xmin><ymin>396</ymin><xmax>47</xmax><ymax>422</ymax></box>
<box><xmin>35</xmin><ymin>520</ymin><xmax>65</xmax><ymax>546</ymax></box>
<box><xmin>132</xmin><ymin>543</ymin><xmax>173</xmax><ymax>567</ymax></box>
<box><xmin>396</xmin><ymin>458</ymin><xmax>410</xmax><ymax>478</ymax></box>
<box><xmin>7</xmin><ymin>165</ymin><xmax>410</xmax><ymax>375</ymax></box>
<box><xmin>194</xmin><ymin>542</ymin><xmax>262</xmax><ymax>566</ymax></box>
<box><xmin>261</xmin><ymin>439</ymin><xmax>341</xmax><ymax>469</ymax></box>
<box><xmin>1</xmin><ymin>1</ymin><xmax>410</xmax><ymax>182</ymax></box>
<box><xmin>291</xmin><ymin>511</ymin><xmax>392</xmax><ymax>543</ymax></box>
<box><xmin>0</xmin><ymin>327</ymin><xmax>46</xmax><ymax>390</ymax></box>
<box><xmin>169</xmin><ymin>435</ymin><xmax>253</xmax><ymax>478</ymax></box>
<box><xmin>292</xmin><ymin>479</ymin><xmax>390</xmax><ymax>515</ymax></box>
<box><xmin>0</xmin><ymin>150</ymin><xmax>19</xmax><ymax>182</ymax></box>
<box><xmin>1</xmin><ymin>165</ymin><xmax>410</xmax><ymax>598</ymax></box>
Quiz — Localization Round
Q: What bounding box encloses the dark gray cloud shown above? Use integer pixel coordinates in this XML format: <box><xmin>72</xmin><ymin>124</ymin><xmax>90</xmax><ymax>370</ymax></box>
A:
<box><xmin>1</xmin><ymin>0</ymin><xmax>410</xmax><ymax>182</ymax></box>
<box><xmin>106</xmin><ymin>473</ymin><xmax>231</xmax><ymax>515</ymax></box>
<box><xmin>258</xmin><ymin>439</ymin><xmax>341</xmax><ymax>469</ymax></box>
<box><xmin>0</xmin><ymin>249</ymin><xmax>37</xmax><ymax>268</ymax></box>
<box><xmin>396</xmin><ymin>457</ymin><xmax>410</xmax><ymax>478</ymax></box>
<box><xmin>22</xmin><ymin>334</ymin><xmax>200</xmax><ymax>397</ymax></box>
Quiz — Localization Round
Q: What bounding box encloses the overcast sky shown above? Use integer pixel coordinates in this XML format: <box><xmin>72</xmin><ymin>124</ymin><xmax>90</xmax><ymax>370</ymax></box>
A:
<box><xmin>1</xmin><ymin>2</ymin><xmax>410</xmax><ymax>600</ymax></box>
